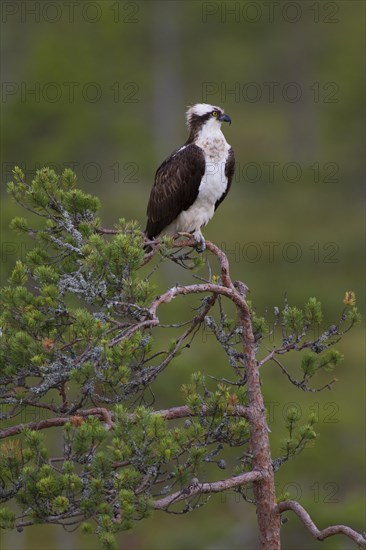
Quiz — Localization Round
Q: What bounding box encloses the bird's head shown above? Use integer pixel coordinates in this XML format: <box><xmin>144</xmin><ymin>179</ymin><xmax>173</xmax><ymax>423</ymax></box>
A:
<box><xmin>185</xmin><ymin>103</ymin><xmax>231</xmax><ymax>140</ymax></box>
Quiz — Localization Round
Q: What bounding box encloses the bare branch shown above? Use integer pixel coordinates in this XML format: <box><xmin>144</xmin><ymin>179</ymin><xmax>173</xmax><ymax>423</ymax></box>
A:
<box><xmin>168</xmin><ymin>238</ymin><xmax>281</xmax><ymax>548</ymax></box>
<box><xmin>153</xmin><ymin>470</ymin><xmax>263</xmax><ymax>510</ymax></box>
<box><xmin>0</xmin><ymin>404</ymin><xmax>250</xmax><ymax>439</ymax></box>
<box><xmin>271</xmin><ymin>356</ymin><xmax>337</xmax><ymax>392</ymax></box>
<box><xmin>16</xmin><ymin>512</ymin><xmax>85</xmax><ymax>532</ymax></box>
<box><xmin>173</xmin><ymin>237</ymin><xmax>236</xmax><ymax>290</ymax></box>
<box><xmin>144</xmin><ymin>295</ymin><xmax>217</xmax><ymax>380</ymax></box>
<box><xmin>108</xmin><ymin>318</ymin><xmax>159</xmax><ymax>347</ymax></box>
<box><xmin>149</xmin><ymin>282</ymin><xmax>246</xmax><ymax>319</ymax></box>
<box><xmin>277</xmin><ymin>501</ymin><xmax>366</xmax><ymax>548</ymax></box>
<box><xmin>0</xmin><ymin>407</ymin><xmax>113</xmax><ymax>439</ymax></box>
<box><xmin>155</xmin><ymin>404</ymin><xmax>251</xmax><ymax>421</ymax></box>
<box><xmin>96</xmin><ymin>227</ymin><xmax>119</xmax><ymax>235</ymax></box>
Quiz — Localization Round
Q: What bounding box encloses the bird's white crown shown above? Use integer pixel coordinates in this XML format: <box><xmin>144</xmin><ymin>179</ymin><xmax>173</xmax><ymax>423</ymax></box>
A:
<box><xmin>186</xmin><ymin>103</ymin><xmax>223</xmax><ymax>125</ymax></box>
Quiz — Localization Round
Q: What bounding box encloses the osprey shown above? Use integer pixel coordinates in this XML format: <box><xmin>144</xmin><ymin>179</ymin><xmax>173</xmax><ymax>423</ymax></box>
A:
<box><xmin>145</xmin><ymin>103</ymin><xmax>235</xmax><ymax>250</ymax></box>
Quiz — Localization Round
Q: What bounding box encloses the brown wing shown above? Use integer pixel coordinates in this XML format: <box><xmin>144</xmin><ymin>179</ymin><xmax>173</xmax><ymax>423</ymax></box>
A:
<box><xmin>145</xmin><ymin>144</ymin><xmax>206</xmax><ymax>238</ymax></box>
<box><xmin>215</xmin><ymin>147</ymin><xmax>235</xmax><ymax>210</ymax></box>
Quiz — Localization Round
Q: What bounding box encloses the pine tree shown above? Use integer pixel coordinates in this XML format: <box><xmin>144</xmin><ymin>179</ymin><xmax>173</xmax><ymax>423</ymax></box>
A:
<box><xmin>0</xmin><ymin>167</ymin><xmax>364</xmax><ymax>549</ymax></box>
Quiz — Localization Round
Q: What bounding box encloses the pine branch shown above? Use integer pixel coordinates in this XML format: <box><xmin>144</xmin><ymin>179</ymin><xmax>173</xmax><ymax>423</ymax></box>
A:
<box><xmin>2</xmin><ymin>170</ymin><xmax>362</xmax><ymax>549</ymax></box>
<box><xmin>277</xmin><ymin>500</ymin><xmax>366</xmax><ymax>548</ymax></box>
<box><xmin>0</xmin><ymin>408</ymin><xmax>113</xmax><ymax>438</ymax></box>
<box><xmin>166</xmin><ymin>238</ymin><xmax>281</xmax><ymax>548</ymax></box>
<box><xmin>153</xmin><ymin>470</ymin><xmax>262</xmax><ymax>510</ymax></box>
<box><xmin>270</xmin><ymin>356</ymin><xmax>337</xmax><ymax>392</ymax></box>
<box><xmin>0</xmin><ymin>404</ymin><xmax>250</xmax><ymax>439</ymax></box>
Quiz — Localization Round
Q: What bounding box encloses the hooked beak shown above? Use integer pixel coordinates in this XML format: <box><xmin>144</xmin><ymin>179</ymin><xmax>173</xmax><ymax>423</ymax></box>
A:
<box><xmin>218</xmin><ymin>113</ymin><xmax>232</xmax><ymax>125</ymax></box>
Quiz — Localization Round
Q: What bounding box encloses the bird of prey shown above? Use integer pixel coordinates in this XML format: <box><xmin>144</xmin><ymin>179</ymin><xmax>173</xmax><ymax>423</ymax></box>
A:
<box><xmin>145</xmin><ymin>103</ymin><xmax>235</xmax><ymax>251</ymax></box>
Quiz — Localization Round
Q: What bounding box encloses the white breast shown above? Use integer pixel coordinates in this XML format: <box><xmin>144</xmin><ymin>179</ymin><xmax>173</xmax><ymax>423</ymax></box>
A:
<box><xmin>163</xmin><ymin>130</ymin><xmax>231</xmax><ymax>235</ymax></box>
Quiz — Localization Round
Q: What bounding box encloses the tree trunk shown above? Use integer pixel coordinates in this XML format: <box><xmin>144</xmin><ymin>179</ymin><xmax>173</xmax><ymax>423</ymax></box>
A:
<box><xmin>240</xmin><ymin>309</ymin><xmax>281</xmax><ymax>549</ymax></box>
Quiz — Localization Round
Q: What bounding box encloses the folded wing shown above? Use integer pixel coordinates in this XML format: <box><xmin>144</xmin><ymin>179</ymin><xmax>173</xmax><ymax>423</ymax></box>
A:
<box><xmin>145</xmin><ymin>144</ymin><xmax>206</xmax><ymax>239</ymax></box>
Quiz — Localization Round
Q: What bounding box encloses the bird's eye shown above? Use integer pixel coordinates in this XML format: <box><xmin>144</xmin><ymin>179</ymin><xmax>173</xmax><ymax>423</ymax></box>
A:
<box><xmin>212</xmin><ymin>111</ymin><xmax>219</xmax><ymax>117</ymax></box>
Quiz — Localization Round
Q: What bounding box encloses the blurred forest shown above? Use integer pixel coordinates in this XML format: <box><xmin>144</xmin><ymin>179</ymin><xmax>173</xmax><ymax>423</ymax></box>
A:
<box><xmin>1</xmin><ymin>1</ymin><xmax>365</xmax><ymax>549</ymax></box>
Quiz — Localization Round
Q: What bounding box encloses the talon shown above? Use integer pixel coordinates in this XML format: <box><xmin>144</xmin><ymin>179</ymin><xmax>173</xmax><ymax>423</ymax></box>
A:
<box><xmin>196</xmin><ymin>240</ymin><xmax>206</xmax><ymax>253</ymax></box>
<box><xmin>193</xmin><ymin>230</ymin><xmax>206</xmax><ymax>253</ymax></box>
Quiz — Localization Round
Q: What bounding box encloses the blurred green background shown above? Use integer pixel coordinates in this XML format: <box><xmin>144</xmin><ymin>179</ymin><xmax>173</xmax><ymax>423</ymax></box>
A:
<box><xmin>1</xmin><ymin>1</ymin><xmax>364</xmax><ymax>549</ymax></box>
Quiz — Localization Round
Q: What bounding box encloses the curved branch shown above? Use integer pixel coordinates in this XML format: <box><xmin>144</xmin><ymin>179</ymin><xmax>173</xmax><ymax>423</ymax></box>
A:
<box><xmin>277</xmin><ymin>500</ymin><xmax>366</xmax><ymax>548</ymax></box>
<box><xmin>149</xmin><ymin>282</ymin><xmax>246</xmax><ymax>319</ymax></box>
<box><xmin>149</xmin><ymin>236</ymin><xmax>280</xmax><ymax>546</ymax></box>
<box><xmin>108</xmin><ymin>318</ymin><xmax>159</xmax><ymax>346</ymax></box>
<box><xmin>270</xmin><ymin>356</ymin><xmax>337</xmax><ymax>392</ymax></box>
<box><xmin>0</xmin><ymin>407</ymin><xmax>113</xmax><ymax>439</ymax></box>
<box><xmin>16</xmin><ymin>511</ymin><xmax>85</xmax><ymax>532</ymax></box>
<box><xmin>153</xmin><ymin>470</ymin><xmax>263</xmax><ymax>510</ymax></box>
<box><xmin>173</xmin><ymin>237</ymin><xmax>235</xmax><ymax>290</ymax></box>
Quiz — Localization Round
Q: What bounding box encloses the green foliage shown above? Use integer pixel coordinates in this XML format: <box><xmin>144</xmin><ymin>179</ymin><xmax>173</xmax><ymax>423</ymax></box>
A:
<box><xmin>279</xmin><ymin>409</ymin><xmax>318</xmax><ymax>461</ymax></box>
<box><xmin>65</xmin><ymin>416</ymin><xmax>108</xmax><ymax>457</ymax></box>
<box><xmin>282</xmin><ymin>306</ymin><xmax>304</xmax><ymax>337</ymax></box>
<box><xmin>346</xmin><ymin>306</ymin><xmax>361</xmax><ymax>325</ymax></box>
<box><xmin>0</xmin><ymin>167</ymin><xmax>361</xmax><ymax>548</ymax></box>
<box><xmin>81</xmin><ymin>522</ymin><xmax>94</xmax><ymax>534</ymax></box>
<box><xmin>282</xmin><ymin>297</ymin><xmax>325</xmax><ymax>339</ymax></box>
<box><xmin>304</xmin><ymin>297</ymin><xmax>323</xmax><ymax>325</ymax></box>
<box><xmin>301</xmin><ymin>352</ymin><xmax>318</xmax><ymax>377</ymax></box>
<box><xmin>182</xmin><ymin>373</ymin><xmax>249</xmax><ymax>448</ymax></box>
<box><xmin>0</xmin><ymin>380</ymin><xmax>249</xmax><ymax>547</ymax></box>
<box><xmin>0</xmin><ymin>508</ymin><xmax>16</xmax><ymax>529</ymax></box>
<box><xmin>1</xmin><ymin>167</ymin><xmax>153</xmax><ymax>404</ymax></box>
<box><xmin>301</xmin><ymin>349</ymin><xmax>343</xmax><ymax>378</ymax></box>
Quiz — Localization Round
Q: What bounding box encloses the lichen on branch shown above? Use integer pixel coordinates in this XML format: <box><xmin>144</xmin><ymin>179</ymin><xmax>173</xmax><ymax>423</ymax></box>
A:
<box><xmin>0</xmin><ymin>167</ymin><xmax>363</xmax><ymax>549</ymax></box>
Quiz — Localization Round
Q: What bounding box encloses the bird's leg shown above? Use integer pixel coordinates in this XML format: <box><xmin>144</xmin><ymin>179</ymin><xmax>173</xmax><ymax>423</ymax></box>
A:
<box><xmin>193</xmin><ymin>229</ymin><xmax>206</xmax><ymax>253</ymax></box>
